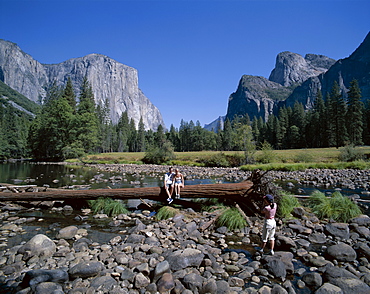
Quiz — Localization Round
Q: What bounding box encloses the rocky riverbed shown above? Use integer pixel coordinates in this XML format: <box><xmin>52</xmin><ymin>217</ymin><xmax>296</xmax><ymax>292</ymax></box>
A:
<box><xmin>0</xmin><ymin>165</ymin><xmax>370</xmax><ymax>293</ymax></box>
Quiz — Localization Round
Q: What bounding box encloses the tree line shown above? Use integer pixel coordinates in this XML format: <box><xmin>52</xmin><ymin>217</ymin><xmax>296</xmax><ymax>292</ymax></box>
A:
<box><xmin>0</xmin><ymin>78</ymin><xmax>369</xmax><ymax>161</ymax></box>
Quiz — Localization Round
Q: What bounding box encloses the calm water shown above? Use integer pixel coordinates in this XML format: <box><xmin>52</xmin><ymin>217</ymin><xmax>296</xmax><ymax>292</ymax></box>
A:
<box><xmin>0</xmin><ymin>162</ymin><xmax>220</xmax><ymax>189</ymax></box>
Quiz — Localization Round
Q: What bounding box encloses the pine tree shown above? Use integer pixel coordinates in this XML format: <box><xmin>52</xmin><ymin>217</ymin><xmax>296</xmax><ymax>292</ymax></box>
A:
<box><xmin>327</xmin><ymin>81</ymin><xmax>348</xmax><ymax>148</ymax></box>
<box><xmin>76</xmin><ymin>77</ymin><xmax>99</xmax><ymax>153</ymax></box>
<box><xmin>116</xmin><ymin>111</ymin><xmax>130</xmax><ymax>152</ymax></box>
<box><xmin>62</xmin><ymin>77</ymin><xmax>76</xmax><ymax>111</ymax></box>
<box><xmin>222</xmin><ymin>118</ymin><xmax>233</xmax><ymax>151</ymax></box>
<box><xmin>137</xmin><ymin>117</ymin><xmax>146</xmax><ymax>151</ymax></box>
<box><xmin>346</xmin><ymin>79</ymin><xmax>363</xmax><ymax>146</ymax></box>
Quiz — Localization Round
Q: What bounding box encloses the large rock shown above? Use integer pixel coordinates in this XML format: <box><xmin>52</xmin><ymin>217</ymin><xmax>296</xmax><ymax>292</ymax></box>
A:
<box><xmin>21</xmin><ymin>269</ymin><xmax>68</xmax><ymax>288</ymax></box>
<box><xmin>166</xmin><ymin>248</ymin><xmax>205</xmax><ymax>271</ymax></box>
<box><xmin>0</xmin><ymin>39</ymin><xmax>164</xmax><ymax>130</ymax></box>
<box><xmin>68</xmin><ymin>261</ymin><xmax>104</xmax><ymax>279</ymax></box>
<box><xmin>324</xmin><ymin>223</ymin><xmax>350</xmax><ymax>240</ymax></box>
<box><xmin>315</xmin><ymin>282</ymin><xmax>344</xmax><ymax>294</ymax></box>
<box><xmin>326</xmin><ymin>243</ymin><xmax>357</xmax><ymax>262</ymax></box>
<box><xmin>56</xmin><ymin>225</ymin><xmax>78</xmax><ymax>239</ymax></box>
<box><xmin>18</xmin><ymin>234</ymin><xmax>56</xmax><ymax>260</ymax></box>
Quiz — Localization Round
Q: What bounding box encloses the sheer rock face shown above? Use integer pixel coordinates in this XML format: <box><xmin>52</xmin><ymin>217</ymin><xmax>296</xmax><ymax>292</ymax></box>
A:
<box><xmin>269</xmin><ymin>52</ymin><xmax>335</xmax><ymax>87</ymax></box>
<box><xmin>226</xmin><ymin>75</ymin><xmax>286</xmax><ymax>121</ymax></box>
<box><xmin>0</xmin><ymin>39</ymin><xmax>164</xmax><ymax>130</ymax></box>
<box><xmin>224</xmin><ymin>32</ymin><xmax>370</xmax><ymax>124</ymax></box>
<box><xmin>225</xmin><ymin>53</ymin><xmax>335</xmax><ymax>122</ymax></box>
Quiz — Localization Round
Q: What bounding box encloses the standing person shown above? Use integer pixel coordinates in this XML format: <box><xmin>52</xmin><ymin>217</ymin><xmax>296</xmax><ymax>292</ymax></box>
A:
<box><xmin>173</xmin><ymin>168</ymin><xmax>184</xmax><ymax>199</ymax></box>
<box><xmin>164</xmin><ymin>167</ymin><xmax>174</xmax><ymax>204</ymax></box>
<box><xmin>260</xmin><ymin>194</ymin><xmax>277</xmax><ymax>255</ymax></box>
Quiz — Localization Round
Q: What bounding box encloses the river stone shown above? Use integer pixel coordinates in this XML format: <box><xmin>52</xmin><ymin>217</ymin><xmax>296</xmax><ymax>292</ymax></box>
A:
<box><xmin>90</xmin><ymin>275</ymin><xmax>118</xmax><ymax>292</ymax></box>
<box><xmin>276</xmin><ymin>235</ymin><xmax>296</xmax><ymax>250</ymax></box>
<box><xmin>135</xmin><ymin>272</ymin><xmax>150</xmax><ymax>288</ymax></box>
<box><xmin>272</xmin><ymin>251</ymin><xmax>294</xmax><ymax>274</ymax></box>
<box><xmin>182</xmin><ymin>272</ymin><xmax>204</xmax><ymax>292</ymax></box>
<box><xmin>68</xmin><ymin>261</ymin><xmax>104</xmax><ymax>279</ymax></box>
<box><xmin>288</xmin><ymin>224</ymin><xmax>312</xmax><ymax>234</ymax></box>
<box><xmin>325</xmin><ymin>223</ymin><xmax>350</xmax><ymax>240</ymax></box>
<box><xmin>201</xmin><ymin>278</ymin><xmax>217</xmax><ymax>294</ymax></box>
<box><xmin>216</xmin><ymin>280</ymin><xmax>231</xmax><ymax>294</ymax></box>
<box><xmin>126</xmin><ymin>233</ymin><xmax>145</xmax><ymax>244</ymax></box>
<box><xmin>156</xmin><ymin>272</ymin><xmax>175</xmax><ymax>293</ymax></box>
<box><xmin>153</xmin><ymin>260</ymin><xmax>170</xmax><ymax>283</ymax></box>
<box><xmin>302</xmin><ymin>271</ymin><xmax>322</xmax><ymax>290</ymax></box>
<box><xmin>315</xmin><ymin>282</ymin><xmax>344</xmax><ymax>294</ymax></box>
<box><xmin>128</xmin><ymin>219</ymin><xmax>147</xmax><ymax>234</ymax></box>
<box><xmin>265</xmin><ymin>258</ymin><xmax>287</xmax><ymax>279</ymax></box>
<box><xmin>18</xmin><ymin>234</ymin><xmax>56</xmax><ymax>260</ymax></box>
<box><xmin>308</xmin><ymin>233</ymin><xmax>327</xmax><ymax>244</ymax></box>
<box><xmin>271</xmin><ymin>283</ymin><xmax>289</xmax><ymax>294</ymax></box>
<box><xmin>323</xmin><ymin>266</ymin><xmax>358</xmax><ymax>282</ymax></box>
<box><xmin>326</xmin><ymin>243</ymin><xmax>357</xmax><ymax>262</ymax></box>
<box><xmin>120</xmin><ymin>268</ymin><xmax>135</xmax><ymax>282</ymax></box>
<box><xmin>354</xmin><ymin>242</ymin><xmax>370</xmax><ymax>259</ymax></box>
<box><xmin>350</xmin><ymin>215</ymin><xmax>370</xmax><ymax>226</ymax></box>
<box><xmin>328</xmin><ymin>277</ymin><xmax>370</xmax><ymax>293</ymax></box>
<box><xmin>21</xmin><ymin>269</ymin><xmax>68</xmax><ymax>288</ymax></box>
<box><xmin>353</xmin><ymin>226</ymin><xmax>370</xmax><ymax>238</ymax></box>
<box><xmin>228</xmin><ymin>276</ymin><xmax>244</xmax><ymax>287</ymax></box>
<box><xmin>34</xmin><ymin>282</ymin><xmax>64</xmax><ymax>294</ymax></box>
<box><xmin>56</xmin><ymin>225</ymin><xmax>78</xmax><ymax>239</ymax></box>
<box><xmin>166</xmin><ymin>248</ymin><xmax>204</xmax><ymax>271</ymax></box>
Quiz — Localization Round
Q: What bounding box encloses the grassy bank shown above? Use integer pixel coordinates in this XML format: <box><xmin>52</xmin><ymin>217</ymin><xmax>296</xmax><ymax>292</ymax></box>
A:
<box><xmin>69</xmin><ymin>146</ymin><xmax>370</xmax><ymax>170</ymax></box>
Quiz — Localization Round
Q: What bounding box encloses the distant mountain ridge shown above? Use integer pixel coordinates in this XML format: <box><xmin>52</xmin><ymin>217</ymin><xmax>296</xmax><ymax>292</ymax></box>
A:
<box><xmin>206</xmin><ymin>32</ymin><xmax>370</xmax><ymax>130</ymax></box>
<box><xmin>0</xmin><ymin>40</ymin><xmax>164</xmax><ymax>130</ymax></box>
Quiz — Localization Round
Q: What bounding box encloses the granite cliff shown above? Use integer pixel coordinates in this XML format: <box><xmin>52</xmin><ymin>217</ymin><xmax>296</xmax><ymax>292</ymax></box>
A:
<box><xmin>214</xmin><ymin>32</ymin><xmax>370</xmax><ymax>128</ymax></box>
<box><xmin>225</xmin><ymin>52</ymin><xmax>336</xmax><ymax>122</ymax></box>
<box><xmin>0</xmin><ymin>40</ymin><xmax>164</xmax><ymax>130</ymax></box>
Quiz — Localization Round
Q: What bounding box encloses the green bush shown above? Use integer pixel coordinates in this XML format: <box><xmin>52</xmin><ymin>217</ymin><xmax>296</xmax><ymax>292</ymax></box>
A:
<box><xmin>216</xmin><ymin>207</ymin><xmax>247</xmax><ymax>230</ymax></box>
<box><xmin>258</xmin><ymin>142</ymin><xmax>276</xmax><ymax>164</ymax></box>
<box><xmin>142</xmin><ymin>141</ymin><xmax>175</xmax><ymax>164</ymax></box>
<box><xmin>156</xmin><ymin>206</ymin><xmax>180</xmax><ymax>220</ymax></box>
<box><xmin>88</xmin><ymin>197</ymin><xmax>128</xmax><ymax>216</ymax></box>
<box><xmin>307</xmin><ymin>191</ymin><xmax>362</xmax><ymax>222</ymax></box>
<box><xmin>294</xmin><ymin>152</ymin><xmax>314</xmax><ymax>163</ymax></box>
<box><xmin>199</xmin><ymin>152</ymin><xmax>230</xmax><ymax>167</ymax></box>
<box><xmin>278</xmin><ymin>192</ymin><xmax>301</xmax><ymax>219</ymax></box>
<box><xmin>339</xmin><ymin>145</ymin><xmax>364</xmax><ymax>162</ymax></box>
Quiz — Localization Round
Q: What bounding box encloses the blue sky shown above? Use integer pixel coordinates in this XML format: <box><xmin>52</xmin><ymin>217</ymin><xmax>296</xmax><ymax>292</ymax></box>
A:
<box><xmin>1</xmin><ymin>0</ymin><xmax>369</xmax><ymax>129</ymax></box>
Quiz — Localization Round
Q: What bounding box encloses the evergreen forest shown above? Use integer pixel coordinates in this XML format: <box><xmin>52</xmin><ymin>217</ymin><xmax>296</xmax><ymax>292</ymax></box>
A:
<box><xmin>1</xmin><ymin>77</ymin><xmax>370</xmax><ymax>162</ymax></box>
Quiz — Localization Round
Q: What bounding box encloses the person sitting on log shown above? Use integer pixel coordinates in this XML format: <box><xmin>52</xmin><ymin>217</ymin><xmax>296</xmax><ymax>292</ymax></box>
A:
<box><xmin>164</xmin><ymin>167</ymin><xmax>174</xmax><ymax>204</ymax></box>
<box><xmin>173</xmin><ymin>168</ymin><xmax>185</xmax><ymax>199</ymax></box>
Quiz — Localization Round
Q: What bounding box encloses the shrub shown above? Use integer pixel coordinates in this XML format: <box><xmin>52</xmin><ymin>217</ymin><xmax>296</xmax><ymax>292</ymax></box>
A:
<box><xmin>339</xmin><ymin>144</ymin><xmax>364</xmax><ymax>162</ymax></box>
<box><xmin>199</xmin><ymin>152</ymin><xmax>230</xmax><ymax>167</ymax></box>
<box><xmin>307</xmin><ymin>190</ymin><xmax>362</xmax><ymax>222</ymax></box>
<box><xmin>156</xmin><ymin>206</ymin><xmax>180</xmax><ymax>220</ymax></box>
<box><xmin>88</xmin><ymin>197</ymin><xmax>128</xmax><ymax>216</ymax></box>
<box><xmin>216</xmin><ymin>207</ymin><xmax>247</xmax><ymax>230</ymax></box>
<box><xmin>142</xmin><ymin>141</ymin><xmax>175</xmax><ymax>164</ymax></box>
<box><xmin>258</xmin><ymin>142</ymin><xmax>276</xmax><ymax>164</ymax></box>
<box><xmin>225</xmin><ymin>153</ymin><xmax>246</xmax><ymax>167</ymax></box>
<box><xmin>294</xmin><ymin>152</ymin><xmax>314</xmax><ymax>163</ymax></box>
<box><xmin>278</xmin><ymin>192</ymin><xmax>300</xmax><ymax>219</ymax></box>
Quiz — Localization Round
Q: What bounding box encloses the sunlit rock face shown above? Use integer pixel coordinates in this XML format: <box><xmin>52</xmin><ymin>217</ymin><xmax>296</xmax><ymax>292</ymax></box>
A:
<box><xmin>0</xmin><ymin>39</ymin><xmax>164</xmax><ymax>130</ymax></box>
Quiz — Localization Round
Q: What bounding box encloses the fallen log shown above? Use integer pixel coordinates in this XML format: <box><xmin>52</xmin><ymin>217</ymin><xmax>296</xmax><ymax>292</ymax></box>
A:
<box><xmin>0</xmin><ymin>181</ymin><xmax>254</xmax><ymax>202</ymax></box>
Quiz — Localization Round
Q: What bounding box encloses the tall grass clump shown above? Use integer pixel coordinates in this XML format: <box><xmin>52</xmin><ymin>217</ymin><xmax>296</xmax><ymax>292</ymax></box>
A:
<box><xmin>216</xmin><ymin>207</ymin><xmax>247</xmax><ymax>231</ymax></box>
<box><xmin>88</xmin><ymin>197</ymin><xmax>128</xmax><ymax>216</ymax></box>
<box><xmin>307</xmin><ymin>191</ymin><xmax>362</xmax><ymax>222</ymax></box>
<box><xmin>278</xmin><ymin>192</ymin><xmax>301</xmax><ymax>219</ymax></box>
<box><xmin>156</xmin><ymin>206</ymin><xmax>180</xmax><ymax>220</ymax></box>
